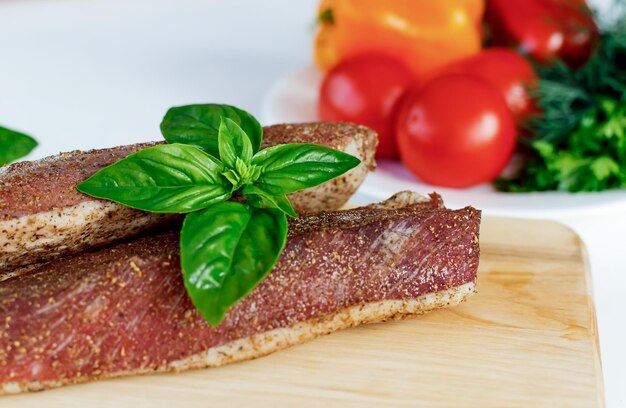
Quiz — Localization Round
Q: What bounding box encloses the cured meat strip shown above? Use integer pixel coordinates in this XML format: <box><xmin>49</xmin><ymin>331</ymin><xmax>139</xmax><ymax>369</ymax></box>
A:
<box><xmin>0</xmin><ymin>122</ymin><xmax>377</xmax><ymax>273</ymax></box>
<box><xmin>0</xmin><ymin>192</ymin><xmax>480</xmax><ymax>395</ymax></box>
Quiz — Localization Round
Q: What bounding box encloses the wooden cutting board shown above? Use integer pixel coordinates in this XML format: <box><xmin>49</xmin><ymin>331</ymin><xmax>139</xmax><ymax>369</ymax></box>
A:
<box><xmin>5</xmin><ymin>217</ymin><xmax>604</xmax><ymax>407</ymax></box>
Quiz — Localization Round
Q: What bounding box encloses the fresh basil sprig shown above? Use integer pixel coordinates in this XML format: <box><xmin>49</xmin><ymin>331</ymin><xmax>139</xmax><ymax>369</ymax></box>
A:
<box><xmin>78</xmin><ymin>104</ymin><xmax>360</xmax><ymax>326</ymax></box>
<box><xmin>0</xmin><ymin>125</ymin><xmax>38</xmax><ymax>165</ymax></box>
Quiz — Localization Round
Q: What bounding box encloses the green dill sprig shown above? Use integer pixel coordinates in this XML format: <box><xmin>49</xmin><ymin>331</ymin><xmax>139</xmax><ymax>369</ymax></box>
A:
<box><xmin>497</xmin><ymin>17</ymin><xmax>626</xmax><ymax>192</ymax></box>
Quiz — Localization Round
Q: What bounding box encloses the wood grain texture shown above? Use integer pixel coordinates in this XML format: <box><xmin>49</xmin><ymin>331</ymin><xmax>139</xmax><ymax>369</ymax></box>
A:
<box><xmin>3</xmin><ymin>217</ymin><xmax>604</xmax><ymax>407</ymax></box>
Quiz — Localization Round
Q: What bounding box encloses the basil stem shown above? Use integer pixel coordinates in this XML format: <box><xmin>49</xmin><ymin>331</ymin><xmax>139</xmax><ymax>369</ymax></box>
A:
<box><xmin>251</xmin><ymin>143</ymin><xmax>361</xmax><ymax>195</ymax></box>
<box><xmin>160</xmin><ymin>104</ymin><xmax>262</xmax><ymax>158</ymax></box>
<box><xmin>77</xmin><ymin>144</ymin><xmax>232</xmax><ymax>213</ymax></box>
<box><xmin>0</xmin><ymin>126</ymin><xmax>37</xmax><ymax>165</ymax></box>
<box><xmin>181</xmin><ymin>201</ymin><xmax>287</xmax><ymax>326</ymax></box>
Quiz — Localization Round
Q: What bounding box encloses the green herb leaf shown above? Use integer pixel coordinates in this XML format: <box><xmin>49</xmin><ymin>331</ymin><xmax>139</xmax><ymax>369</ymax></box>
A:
<box><xmin>218</xmin><ymin>117</ymin><xmax>253</xmax><ymax>169</ymax></box>
<box><xmin>77</xmin><ymin>144</ymin><xmax>231</xmax><ymax>213</ymax></box>
<box><xmin>160</xmin><ymin>104</ymin><xmax>262</xmax><ymax>157</ymax></box>
<box><xmin>223</xmin><ymin>158</ymin><xmax>263</xmax><ymax>191</ymax></box>
<box><xmin>0</xmin><ymin>126</ymin><xmax>37</xmax><ymax>165</ymax></box>
<box><xmin>251</xmin><ymin>143</ymin><xmax>361</xmax><ymax>195</ymax></box>
<box><xmin>243</xmin><ymin>185</ymin><xmax>298</xmax><ymax>218</ymax></box>
<box><xmin>181</xmin><ymin>201</ymin><xmax>287</xmax><ymax>326</ymax></box>
<box><xmin>590</xmin><ymin>156</ymin><xmax>620</xmax><ymax>181</ymax></box>
<box><xmin>498</xmin><ymin>21</ymin><xmax>626</xmax><ymax>192</ymax></box>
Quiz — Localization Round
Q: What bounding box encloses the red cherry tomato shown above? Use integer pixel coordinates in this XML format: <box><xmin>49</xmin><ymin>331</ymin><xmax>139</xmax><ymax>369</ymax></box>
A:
<box><xmin>318</xmin><ymin>54</ymin><xmax>414</xmax><ymax>159</ymax></box>
<box><xmin>396</xmin><ymin>75</ymin><xmax>516</xmax><ymax>188</ymax></box>
<box><xmin>486</xmin><ymin>0</ymin><xmax>598</xmax><ymax>67</ymax></box>
<box><xmin>441</xmin><ymin>48</ymin><xmax>538</xmax><ymax>122</ymax></box>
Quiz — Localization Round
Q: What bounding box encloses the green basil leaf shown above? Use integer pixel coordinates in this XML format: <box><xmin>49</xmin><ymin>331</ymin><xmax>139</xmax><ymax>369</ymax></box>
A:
<box><xmin>251</xmin><ymin>143</ymin><xmax>361</xmax><ymax>195</ymax></box>
<box><xmin>181</xmin><ymin>202</ymin><xmax>287</xmax><ymax>326</ymax></box>
<box><xmin>0</xmin><ymin>126</ymin><xmax>37</xmax><ymax>165</ymax></box>
<box><xmin>243</xmin><ymin>185</ymin><xmax>297</xmax><ymax>218</ymax></box>
<box><xmin>218</xmin><ymin>117</ymin><xmax>253</xmax><ymax>169</ymax></box>
<box><xmin>160</xmin><ymin>104</ymin><xmax>262</xmax><ymax>157</ymax></box>
<box><xmin>222</xmin><ymin>169</ymin><xmax>241</xmax><ymax>187</ymax></box>
<box><xmin>77</xmin><ymin>144</ymin><xmax>231</xmax><ymax>213</ymax></box>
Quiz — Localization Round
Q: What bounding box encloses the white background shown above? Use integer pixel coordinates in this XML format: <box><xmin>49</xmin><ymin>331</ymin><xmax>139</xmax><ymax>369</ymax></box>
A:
<box><xmin>0</xmin><ymin>0</ymin><xmax>623</xmax><ymax>406</ymax></box>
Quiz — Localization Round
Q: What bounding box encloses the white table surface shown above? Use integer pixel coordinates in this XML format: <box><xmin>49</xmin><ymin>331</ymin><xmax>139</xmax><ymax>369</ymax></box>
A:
<box><xmin>0</xmin><ymin>0</ymin><xmax>623</xmax><ymax>406</ymax></box>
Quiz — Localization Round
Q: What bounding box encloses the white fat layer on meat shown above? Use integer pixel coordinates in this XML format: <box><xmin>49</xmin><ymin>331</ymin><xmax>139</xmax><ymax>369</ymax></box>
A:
<box><xmin>0</xmin><ymin>201</ymin><xmax>158</xmax><ymax>251</ymax></box>
<box><xmin>0</xmin><ymin>201</ymin><xmax>172</xmax><ymax>272</ymax></box>
<box><xmin>169</xmin><ymin>281</ymin><xmax>476</xmax><ymax>370</ymax></box>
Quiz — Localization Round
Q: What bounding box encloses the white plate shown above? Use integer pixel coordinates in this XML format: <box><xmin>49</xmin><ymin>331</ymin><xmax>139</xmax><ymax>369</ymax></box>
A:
<box><xmin>261</xmin><ymin>65</ymin><xmax>626</xmax><ymax>218</ymax></box>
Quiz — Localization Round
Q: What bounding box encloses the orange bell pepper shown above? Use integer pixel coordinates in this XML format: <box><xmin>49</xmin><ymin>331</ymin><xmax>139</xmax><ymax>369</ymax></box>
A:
<box><xmin>314</xmin><ymin>0</ymin><xmax>485</xmax><ymax>79</ymax></box>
